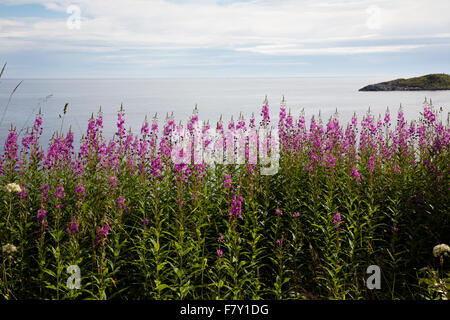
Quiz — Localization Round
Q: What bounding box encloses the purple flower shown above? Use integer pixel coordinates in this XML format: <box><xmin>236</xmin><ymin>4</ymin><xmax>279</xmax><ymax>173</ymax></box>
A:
<box><xmin>276</xmin><ymin>239</ymin><xmax>281</xmax><ymax>246</ymax></box>
<box><xmin>109</xmin><ymin>176</ymin><xmax>118</xmax><ymax>189</ymax></box>
<box><xmin>117</xmin><ymin>195</ymin><xmax>126</xmax><ymax>210</ymax></box>
<box><xmin>223</xmin><ymin>174</ymin><xmax>233</xmax><ymax>190</ymax></box>
<box><xmin>116</xmin><ymin>109</ymin><xmax>126</xmax><ymax>140</ymax></box>
<box><xmin>18</xmin><ymin>186</ymin><xmax>28</xmax><ymax>200</ymax></box>
<box><xmin>55</xmin><ymin>186</ymin><xmax>65</xmax><ymax>199</ymax></box>
<box><xmin>293</xmin><ymin>211</ymin><xmax>300</xmax><ymax>217</ymax></box>
<box><xmin>368</xmin><ymin>154</ymin><xmax>376</xmax><ymax>173</ymax></box>
<box><xmin>275</xmin><ymin>209</ymin><xmax>283</xmax><ymax>216</ymax></box>
<box><xmin>217</xmin><ymin>249</ymin><xmax>223</xmax><ymax>258</ymax></box>
<box><xmin>351</xmin><ymin>166</ymin><xmax>362</xmax><ymax>182</ymax></box>
<box><xmin>37</xmin><ymin>208</ymin><xmax>48</xmax><ymax>227</ymax></box>
<box><xmin>4</xmin><ymin>129</ymin><xmax>18</xmax><ymax>163</ymax></box>
<box><xmin>260</xmin><ymin>102</ymin><xmax>270</xmax><ymax>127</ymax></box>
<box><xmin>95</xmin><ymin>224</ymin><xmax>110</xmax><ymax>247</ymax></box>
<box><xmin>326</xmin><ymin>154</ymin><xmax>336</xmax><ymax>170</ymax></box>
<box><xmin>142</xmin><ymin>218</ymin><xmax>150</xmax><ymax>226</ymax></box>
<box><xmin>75</xmin><ymin>184</ymin><xmax>85</xmax><ymax>200</ymax></box>
<box><xmin>332</xmin><ymin>212</ymin><xmax>342</xmax><ymax>228</ymax></box>
<box><xmin>230</xmin><ymin>195</ymin><xmax>243</xmax><ymax>219</ymax></box>
<box><xmin>40</xmin><ymin>184</ymin><xmax>49</xmax><ymax>202</ymax></box>
<box><xmin>67</xmin><ymin>219</ymin><xmax>79</xmax><ymax>235</ymax></box>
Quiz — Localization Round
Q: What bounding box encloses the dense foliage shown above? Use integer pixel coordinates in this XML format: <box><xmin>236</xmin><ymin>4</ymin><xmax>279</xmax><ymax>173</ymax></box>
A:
<box><xmin>0</xmin><ymin>98</ymin><xmax>449</xmax><ymax>300</ymax></box>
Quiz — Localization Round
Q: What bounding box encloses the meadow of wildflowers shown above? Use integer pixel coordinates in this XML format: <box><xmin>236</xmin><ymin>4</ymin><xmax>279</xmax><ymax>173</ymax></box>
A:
<box><xmin>0</xmin><ymin>96</ymin><xmax>449</xmax><ymax>300</ymax></box>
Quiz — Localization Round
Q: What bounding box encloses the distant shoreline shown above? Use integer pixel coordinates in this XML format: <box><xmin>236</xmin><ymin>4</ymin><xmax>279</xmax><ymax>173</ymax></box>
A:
<box><xmin>359</xmin><ymin>73</ymin><xmax>450</xmax><ymax>91</ymax></box>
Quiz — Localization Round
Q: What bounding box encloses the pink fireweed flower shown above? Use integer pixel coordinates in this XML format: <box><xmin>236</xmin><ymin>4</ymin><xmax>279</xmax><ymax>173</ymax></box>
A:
<box><xmin>142</xmin><ymin>218</ymin><xmax>150</xmax><ymax>226</ymax></box>
<box><xmin>276</xmin><ymin>239</ymin><xmax>281</xmax><ymax>246</ymax></box>
<box><xmin>351</xmin><ymin>114</ymin><xmax>358</xmax><ymax>128</ymax></box>
<box><xmin>293</xmin><ymin>211</ymin><xmax>300</xmax><ymax>217</ymax></box>
<box><xmin>423</xmin><ymin>106</ymin><xmax>436</xmax><ymax>123</ymax></box>
<box><xmin>40</xmin><ymin>184</ymin><xmax>49</xmax><ymax>202</ymax></box>
<box><xmin>384</xmin><ymin>112</ymin><xmax>391</xmax><ymax>125</ymax></box>
<box><xmin>230</xmin><ymin>195</ymin><xmax>243</xmax><ymax>219</ymax></box>
<box><xmin>75</xmin><ymin>184</ymin><xmax>85</xmax><ymax>200</ymax></box>
<box><xmin>117</xmin><ymin>195</ymin><xmax>126</xmax><ymax>210</ymax></box>
<box><xmin>223</xmin><ymin>174</ymin><xmax>233</xmax><ymax>190</ymax></box>
<box><xmin>217</xmin><ymin>249</ymin><xmax>223</xmax><ymax>258</ymax></box>
<box><xmin>18</xmin><ymin>186</ymin><xmax>28</xmax><ymax>200</ymax></box>
<box><xmin>275</xmin><ymin>209</ymin><xmax>283</xmax><ymax>216</ymax></box>
<box><xmin>393</xmin><ymin>163</ymin><xmax>401</xmax><ymax>175</ymax></box>
<box><xmin>332</xmin><ymin>212</ymin><xmax>342</xmax><ymax>229</ymax></box>
<box><xmin>4</xmin><ymin>129</ymin><xmax>18</xmax><ymax>163</ymax></box>
<box><xmin>217</xmin><ymin>236</ymin><xmax>224</xmax><ymax>243</ymax></box>
<box><xmin>260</xmin><ymin>101</ymin><xmax>270</xmax><ymax>127</ymax></box>
<box><xmin>109</xmin><ymin>175</ymin><xmax>118</xmax><ymax>189</ymax></box>
<box><xmin>368</xmin><ymin>154</ymin><xmax>376</xmax><ymax>173</ymax></box>
<box><xmin>392</xmin><ymin>225</ymin><xmax>399</xmax><ymax>232</ymax></box>
<box><xmin>141</xmin><ymin>120</ymin><xmax>150</xmax><ymax>136</ymax></box>
<box><xmin>37</xmin><ymin>208</ymin><xmax>48</xmax><ymax>227</ymax></box>
<box><xmin>95</xmin><ymin>224</ymin><xmax>110</xmax><ymax>247</ymax></box>
<box><xmin>67</xmin><ymin>219</ymin><xmax>79</xmax><ymax>235</ymax></box>
<box><xmin>351</xmin><ymin>166</ymin><xmax>363</xmax><ymax>182</ymax></box>
<box><xmin>55</xmin><ymin>186</ymin><xmax>65</xmax><ymax>199</ymax></box>
<box><xmin>116</xmin><ymin>109</ymin><xmax>126</xmax><ymax>141</ymax></box>
<box><xmin>326</xmin><ymin>154</ymin><xmax>336</xmax><ymax>169</ymax></box>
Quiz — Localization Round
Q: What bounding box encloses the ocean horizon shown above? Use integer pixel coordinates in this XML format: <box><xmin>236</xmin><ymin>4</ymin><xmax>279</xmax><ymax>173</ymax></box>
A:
<box><xmin>1</xmin><ymin>77</ymin><xmax>449</xmax><ymax>148</ymax></box>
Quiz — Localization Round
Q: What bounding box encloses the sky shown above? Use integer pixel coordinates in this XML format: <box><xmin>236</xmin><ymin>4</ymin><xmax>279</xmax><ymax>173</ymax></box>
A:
<box><xmin>0</xmin><ymin>0</ymin><xmax>450</xmax><ymax>78</ymax></box>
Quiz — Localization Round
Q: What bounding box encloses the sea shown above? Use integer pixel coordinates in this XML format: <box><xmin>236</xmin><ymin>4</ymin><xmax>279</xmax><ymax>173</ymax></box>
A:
<box><xmin>0</xmin><ymin>77</ymin><xmax>449</xmax><ymax>149</ymax></box>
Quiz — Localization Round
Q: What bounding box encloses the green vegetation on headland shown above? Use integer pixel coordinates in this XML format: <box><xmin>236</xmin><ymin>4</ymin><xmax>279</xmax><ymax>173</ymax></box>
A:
<box><xmin>359</xmin><ymin>73</ymin><xmax>450</xmax><ymax>91</ymax></box>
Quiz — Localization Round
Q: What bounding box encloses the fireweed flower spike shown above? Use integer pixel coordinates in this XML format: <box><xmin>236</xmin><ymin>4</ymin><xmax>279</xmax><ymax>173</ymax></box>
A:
<box><xmin>230</xmin><ymin>195</ymin><xmax>243</xmax><ymax>219</ymax></box>
<box><xmin>37</xmin><ymin>208</ymin><xmax>48</xmax><ymax>229</ymax></box>
<box><xmin>95</xmin><ymin>224</ymin><xmax>110</xmax><ymax>247</ymax></box>
<box><xmin>351</xmin><ymin>166</ymin><xmax>363</xmax><ymax>182</ymax></box>
<box><xmin>333</xmin><ymin>212</ymin><xmax>342</xmax><ymax>229</ymax></box>
<box><xmin>75</xmin><ymin>184</ymin><xmax>86</xmax><ymax>200</ymax></box>
<box><xmin>260</xmin><ymin>96</ymin><xmax>270</xmax><ymax>128</ymax></box>
<box><xmin>4</xmin><ymin>126</ymin><xmax>18</xmax><ymax>163</ymax></box>
<box><xmin>18</xmin><ymin>186</ymin><xmax>27</xmax><ymax>200</ymax></box>
<box><xmin>223</xmin><ymin>174</ymin><xmax>233</xmax><ymax>190</ymax></box>
<box><xmin>67</xmin><ymin>219</ymin><xmax>79</xmax><ymax>235</ymax></box>
<box><xmin>117</xmin><ymin>195</ymin><xmax>127</xmax><ymax>210</ymax></box>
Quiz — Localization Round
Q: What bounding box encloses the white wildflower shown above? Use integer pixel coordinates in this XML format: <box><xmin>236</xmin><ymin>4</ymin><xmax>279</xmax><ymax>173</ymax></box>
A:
<box><xmin>2</xmin><ymin>243</ymin><xmax>17</xmax><ymax>257</ymax></box>
<box><xmin>433</xmin><ymin>244</ymin><xmax>450</xmax><ymax>258</ymax></box>
<box><xmin>4</xmin><ymin>183</ymin><xmax>22</xmax><ymax>193</ymax></box>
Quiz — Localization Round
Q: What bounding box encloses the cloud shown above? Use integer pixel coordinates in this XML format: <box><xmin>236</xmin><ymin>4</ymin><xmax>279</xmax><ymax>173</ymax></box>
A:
<box><xmin>0</xmin><ymin>0</ymin><xmax>449</xmax><ymax>77</ymax></box>
<box><xmin>236</xmin><ymin>44</ymin><xmax>426</xmax><ymax>55</ymax></box>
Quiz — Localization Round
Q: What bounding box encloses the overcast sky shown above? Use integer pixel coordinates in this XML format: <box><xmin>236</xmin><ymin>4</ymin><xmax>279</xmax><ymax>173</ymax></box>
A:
<box><xmin>1</xmin><ymin>0</ymin><xmax>450</xmax><ymax>78</ymax></box>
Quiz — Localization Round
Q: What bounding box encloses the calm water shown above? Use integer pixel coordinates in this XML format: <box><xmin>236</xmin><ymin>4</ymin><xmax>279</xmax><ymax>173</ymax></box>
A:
<box><xmin>0</xmin><ymin>77</ymin><xmax>449</xmax><ymax>149</ymax></box>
